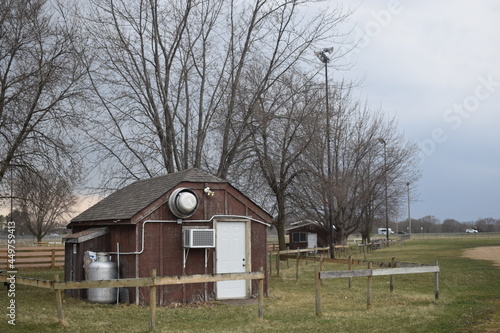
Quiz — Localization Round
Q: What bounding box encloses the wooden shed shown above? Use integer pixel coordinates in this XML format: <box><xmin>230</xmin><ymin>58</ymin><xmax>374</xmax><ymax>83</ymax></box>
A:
<box><xmin>64</xmin><ymin>168</ymin><xmax>272</xmax><ymax>306</ymax></box>
<box><xmin>286</xmin><ymin>221</ymin><xmax>328</xmax><ymax>250</ymax></box>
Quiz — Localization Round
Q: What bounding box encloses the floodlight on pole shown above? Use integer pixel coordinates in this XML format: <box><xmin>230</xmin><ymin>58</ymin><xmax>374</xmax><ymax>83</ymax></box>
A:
<box><xmin>314</xmin><ymin>47</ymin><xmax>333</xmax><ymax>64</ymax></box>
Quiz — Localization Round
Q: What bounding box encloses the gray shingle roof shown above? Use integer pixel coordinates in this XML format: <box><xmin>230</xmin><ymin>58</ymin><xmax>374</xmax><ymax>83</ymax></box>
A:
<box><xmin>71</xmin><ymin>168</ymin><xmax>226</xmax><ymax>222</ymax></box>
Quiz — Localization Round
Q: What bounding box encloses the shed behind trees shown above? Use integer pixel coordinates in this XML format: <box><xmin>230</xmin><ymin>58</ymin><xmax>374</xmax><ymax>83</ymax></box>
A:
<box><xmin>64</xmin><ymin>168</ymin><xmax>272</xmax><ymax>306</ymax></box>
<box><xmin>286</xmin><ymin>221</ymin><xmax>328</xmax><ymax>250</ymax></box>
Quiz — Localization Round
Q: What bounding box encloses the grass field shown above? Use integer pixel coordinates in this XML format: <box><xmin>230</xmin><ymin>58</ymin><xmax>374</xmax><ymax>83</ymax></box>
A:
<box><xmin>1</xmin><ymin>234</ymin><xmax>499</xmax><ymax>332</ymax></box>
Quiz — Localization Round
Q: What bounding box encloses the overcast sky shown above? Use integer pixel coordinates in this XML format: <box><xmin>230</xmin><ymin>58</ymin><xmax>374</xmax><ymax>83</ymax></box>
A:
<box><xmin>330</xmin><ymin>0</ymin><xmax>500</xmax><ymax>222</ymax></box>
<box><xmin>4</xmin><ymin>1</ymin><xmax>498</xmax><ymax>224</ymax></box>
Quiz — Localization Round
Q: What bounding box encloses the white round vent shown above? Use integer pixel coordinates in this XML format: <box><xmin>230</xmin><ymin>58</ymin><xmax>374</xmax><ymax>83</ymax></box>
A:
<box><xmin>168</xmin><ymin>188</ymin><xmax>199</xmax><ymax>218</ymax></box>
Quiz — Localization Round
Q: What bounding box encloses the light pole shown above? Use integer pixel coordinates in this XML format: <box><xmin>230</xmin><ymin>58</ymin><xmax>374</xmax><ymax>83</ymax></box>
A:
<box><xmin>378</xmin><ymin>138</ymin><xmax>389</xmax><ymax>243</ymax></box>
<box><xmin>10</xmin><ymin>167</ymin><xmax>13</xmax><ymax>225</ymax></box>
<box><xmin>315</xmin><ymin>47</ymin><xmax>335</xmax><ymax>257</ymax></box>
<box><xmin>406</xmin><ymin>182</ymin><xmax>411</xmax><ymax>238</ymax></box>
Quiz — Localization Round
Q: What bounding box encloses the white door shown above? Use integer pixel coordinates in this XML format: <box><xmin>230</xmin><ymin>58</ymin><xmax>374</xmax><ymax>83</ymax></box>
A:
<box><xmin>216</xmin><ymin>221</ymin><xmax>247</xmax><ymax>299</ymax></box>
<box><xmin>307</xmin><ymin>233</ymin><xmax>317</xmax><ymax>249</ymax></box>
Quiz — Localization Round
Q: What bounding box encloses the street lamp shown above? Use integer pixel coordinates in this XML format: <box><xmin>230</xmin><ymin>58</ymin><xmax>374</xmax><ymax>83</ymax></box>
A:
<box><xmin>406</xmin><ymin>182</ymin><xmax>411</xmax><ymax>238</ymax></box>
<box><xmin>378</xmin><ymin>138</ymin><xmax>389</xmax><ymax>243</ymax></box>
<box><xmin>315</xmin><ymin>47</ymin><xmax>335</xmax><ymax>257</ymax></box>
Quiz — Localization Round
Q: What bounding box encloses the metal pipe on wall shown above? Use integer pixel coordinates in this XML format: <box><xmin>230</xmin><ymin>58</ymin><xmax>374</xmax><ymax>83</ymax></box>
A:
<box><xmin>109</xmin><ymin>215</ymin><xmax>269</xmax><ymax>255</ymax></box>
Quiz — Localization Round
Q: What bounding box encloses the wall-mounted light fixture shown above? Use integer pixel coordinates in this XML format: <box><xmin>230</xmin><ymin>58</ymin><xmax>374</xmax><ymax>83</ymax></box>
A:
<box><xmin>204</xmin><ymin>187</ymin><xmax>215</xmax><ymax>196</ymax></box>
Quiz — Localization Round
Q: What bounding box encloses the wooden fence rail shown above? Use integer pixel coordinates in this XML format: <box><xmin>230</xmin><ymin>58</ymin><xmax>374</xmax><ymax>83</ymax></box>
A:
<box><xmin>269</xmin><ymin>247</ymin><xmax>330</xmax><ymax>277</ymax></box>
<box><xmin>0</xmin><ymin>268</ymin><xmax>265</xmax><ymax>331</ymax></box>
<box><xmin>0</xmin><ymin>241</ymin><xmax>63</xmax><ymax>247</ymax></box>
<box><xmin>269</xmin><ymin>246</ymin><xmax>418</xmax><ymax>277</ymax></box>
<box><xmin>268</xmin><ymin>247</ymin><xmax>330</xmax><ymax>255</ymax></box>
<box><xmin>0</xmin><ymin>246</ymin><xmax>64</xmax><ymax>269</ymax></box>
<box><xmin>273</xmin><ymin>251</ymin><xmax>434</xmax><ymax>282</ymax></box>
<box><xmin>315</xmin><ymin>261</ymin><xmax>440</xmax><ymax>315</ymax></box>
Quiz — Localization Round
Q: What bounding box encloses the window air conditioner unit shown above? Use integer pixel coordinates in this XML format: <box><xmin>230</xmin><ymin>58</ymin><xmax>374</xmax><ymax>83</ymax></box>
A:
<box><xmin>183</xmin><ymin>229</ymin><xmax>215</xmax><ymax>248</ymax></box>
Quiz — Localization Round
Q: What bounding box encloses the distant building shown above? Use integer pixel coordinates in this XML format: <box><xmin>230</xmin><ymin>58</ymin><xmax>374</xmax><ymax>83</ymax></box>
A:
<box><xmin>286</xmin><ymin>220</ymin><xmax>328</xmax><ymax>250</ymax></box>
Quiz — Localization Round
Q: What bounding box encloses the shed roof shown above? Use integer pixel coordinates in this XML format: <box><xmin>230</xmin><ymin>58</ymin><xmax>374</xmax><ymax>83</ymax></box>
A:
<box><xmin>286</xmin><ymin>220</ymin><xmax>324</xmax><ymax>233</ymax></box>
<box><xmin>63</xmin><ymin>227</ymin><xmax>109</xmax><ymax>243</ymax></box>
<box><xmin>71</xmin><ymin>168</ymin><xmax>226</xmax><ymax>223</ymax></box>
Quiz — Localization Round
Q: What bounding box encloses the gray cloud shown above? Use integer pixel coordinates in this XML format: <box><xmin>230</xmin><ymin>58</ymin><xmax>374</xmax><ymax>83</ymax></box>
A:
<box><xmin>334</xmin><ymin>0</ymin><xmax>500</xmax><ymax>221</ymax></box>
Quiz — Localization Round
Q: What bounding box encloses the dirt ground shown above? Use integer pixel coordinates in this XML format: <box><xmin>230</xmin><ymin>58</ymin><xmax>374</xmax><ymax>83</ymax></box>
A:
<box><xmin>462</xmin><ymin>246</ymin><xmax>500</xmax><ymax>333</ymax></box>
<box><xmin>462</xmin><ymin>246</ymin><xmax>500</xmax><ymax>267</ymax></box>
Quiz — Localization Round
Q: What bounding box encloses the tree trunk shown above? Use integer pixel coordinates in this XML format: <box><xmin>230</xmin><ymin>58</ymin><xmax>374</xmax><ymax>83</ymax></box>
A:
<box><xmin>276</xmin><ymin>223</ymin><xmax>287</xmax><ymax>251</ymax></box>
<box><xmin>275</xmin><ymin>197</ymin><xmax>288</xmax><ymax>251</ymax></box>
<box><xmin>361</xmin><ymin>230</ymin><xmax>371</xmax><ymax>244</ymax></box>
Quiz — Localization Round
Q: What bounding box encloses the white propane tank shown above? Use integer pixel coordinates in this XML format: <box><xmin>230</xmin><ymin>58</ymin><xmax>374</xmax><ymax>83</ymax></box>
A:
<box><xmin>87</xmin><ymin>252</ymin><xmax>118</xmax><ymax>304</ymax></box>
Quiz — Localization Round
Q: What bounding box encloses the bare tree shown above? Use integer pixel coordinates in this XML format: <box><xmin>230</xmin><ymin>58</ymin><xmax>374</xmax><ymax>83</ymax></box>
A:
<box><xmin>293</xmin><ymin>82</ymin><xmax>421</xmax><ymax>249</ymax></box>
<box><xmin>475</xmin><ymin>218</ymin><xmax>500</xmax><ymax>233</ymax></box>
<box><xmin>248</xmin><ymin>71</ymin><xmax>322</xmax><ymax>250</ymax></box>
<box><xmin>413</xmin><ymin>215</ymin><xmax>441</xmax><ymax>233</ymax></box>
<box><xmin>3</xmin><ymin>210</ymin><xmax>30</xmax><ymax>235</ymax></box>
<box><xmin>0</xmin><ymin>0</ymin><xmax>88</xmax><ymax>183</ymax></box>
<box><xmin>441</xmin><ymin>219</ymin><xmax>463</xmax><ymax>233</ymax></box>
<box><xmin>79</xmin><ymin>0</ymin><xmax>351</xmax><ymax>191</ymax></box>
<box><xmin>15</xmin><ymin>169</ymin><xmax>78</xmax><ymax>242</ymax></box>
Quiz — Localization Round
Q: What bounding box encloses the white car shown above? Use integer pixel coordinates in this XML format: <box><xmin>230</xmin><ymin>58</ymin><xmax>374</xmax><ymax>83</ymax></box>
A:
<box><xmin>465</xmin><ymin>229</ymin><xmax>478</xmax><ymax>233</ymax></box>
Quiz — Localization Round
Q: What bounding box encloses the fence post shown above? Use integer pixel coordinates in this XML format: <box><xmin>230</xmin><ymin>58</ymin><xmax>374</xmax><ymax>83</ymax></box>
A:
<box><xmin>348</xmin><ymin>255</ymin><xmax>353</xmax><ymax>289</ymax></box>
<box><xmin>315</xmin><ymin>264</ymin><xmax>322</xmax><ymax>316</ymax></box>
<box><xmin>434</xmin><ymin>260</ymin><xmax>439</xmax><ymax>301</ymax></box>
<box><xmin>54</xmin><ymin>274</ymin><xmax>64</xmax><ymax>324</ymax></box>
<box><xmin>276</xmin><ymin>251</ymin><xmax>280</xmax><ymax>277</ymax></box>
<box><xmin>51</xmin><ymin>249</ymin><xmax>56</xmax><ymax>268</ymax></box>
<box><xmin>258</xmin><ymin>266</ymin><xmax>264</xmax><ymax>319</ymax></box>
<box><xmin>390</xmin><ymin>257</ymin><xmax>396</xmax><ymax>294</ymax></box>
<box><xmin>268</xmin><ymin>251</ymin><xmax>272</xmax><ymax>276</ymax></box>
<box><xmin>367</xmin><ymin>262</ymin><xmax>373</xmax><ymax>310</ymax></box>
<box><xmin>286</xmin><ymin>247</ymin><xmax>290</xmax><ymax>268</ymax></box>
<box><xmin>296</xmin><ymin>251</ymin><xmax>300</xmax><ymax>280</ymax></box>
<box><xmin>149</xmin><ymin>269</ymin><xmax>157</xmax><ymax>331</ymax></box>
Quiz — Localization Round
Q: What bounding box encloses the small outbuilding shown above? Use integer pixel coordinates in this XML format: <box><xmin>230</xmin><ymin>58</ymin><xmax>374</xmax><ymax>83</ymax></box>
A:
<box><xmin>64</xmin><ymin>168</ymin><xmax>271</xmax><ymax>306</ymax></box>
<box><xmin>286</xmin><ymin>221</ymin><xmax>328</xmax><ymax>250</ymax></box>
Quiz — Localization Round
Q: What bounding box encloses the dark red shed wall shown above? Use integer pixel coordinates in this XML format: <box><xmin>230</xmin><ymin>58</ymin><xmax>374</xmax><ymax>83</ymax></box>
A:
<box><xmin>66</xmin><ymin>181</ymin><xmax>271</xmax><ymax>306</ymax></box>
<box><xmin>287</xmin><ymin>225</ymin><xmax>329</xmax><ymax>250</ymax></box>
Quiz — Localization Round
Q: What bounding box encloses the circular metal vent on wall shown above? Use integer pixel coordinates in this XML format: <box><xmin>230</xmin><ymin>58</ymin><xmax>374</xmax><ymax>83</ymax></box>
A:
<box><xmin>168</xmin><ymin>188</ymin><xmax>199</xmax><ymax>219</ymax></box>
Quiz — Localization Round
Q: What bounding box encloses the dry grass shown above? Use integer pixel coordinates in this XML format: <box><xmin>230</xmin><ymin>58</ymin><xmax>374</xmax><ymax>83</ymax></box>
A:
<box><xmin>1</xmin><ymin>234</ymin><xmax>499</xmax><ymax>332</ymax></box>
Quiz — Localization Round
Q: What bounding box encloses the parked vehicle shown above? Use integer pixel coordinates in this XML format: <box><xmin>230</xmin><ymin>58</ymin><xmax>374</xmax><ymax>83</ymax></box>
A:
<box><xmin>465</xmin><ymin>229</ymin><xmax>478</xmax><ymax>233</ymax></box>
<box><xmin>378</xmin><ymin>228</ymin><xmax>394</xmax><ymax>235</ymax></box>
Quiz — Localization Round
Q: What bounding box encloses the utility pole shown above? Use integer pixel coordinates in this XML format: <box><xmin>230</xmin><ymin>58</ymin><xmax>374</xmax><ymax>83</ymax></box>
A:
<box><xmin>315</xmin><ymin>47</ymin><xmax>335</xmax><ymax>258</ymax></box>
<box><xmin>379</xmin><ymin>138</ymin><xmax>389</xmax><ymax>244</ymax></box>
<box><xmin>407</xmin><ymin>182</ymin><xmax>411</xmax><ymax>237</ymax></box>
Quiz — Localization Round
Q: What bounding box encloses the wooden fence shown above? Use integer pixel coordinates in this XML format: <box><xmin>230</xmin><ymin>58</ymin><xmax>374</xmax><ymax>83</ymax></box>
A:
<box><xmin>267</xmin><ymin>234</ymin><xmax>411</xmax><ymax>258</ymax></box>
<box><xmin>268</xmin><ymin>247</ymin><xmax>330</xmax><ymax>277</ymax></box>
<box><xmin>314</xmin><ymin>260</ymin><xmax>440</xmax><ymax>315</ymax></box>
<box><xmin>0</xmin><ymin>268</ymin><xmax>265</xmax><ymax>331</ymax></box>
<box><xmin>0</xmin><ymin>241</ymin><xmax>63</xmax><ymax>247</ymax></box>
<box><xmin>270</xmin><ymin>247</ymin><xmax>393</xmax><ymax>278</ymax></box>
<box><xmin>268</xmin><ymin>250</ymin><xmax>439</xmax><ymax>315</ymax></box>
<box><xmin>0</xmin><ymin>246</ymin><xmax>64</xmax><ymax>269</ymax></box>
